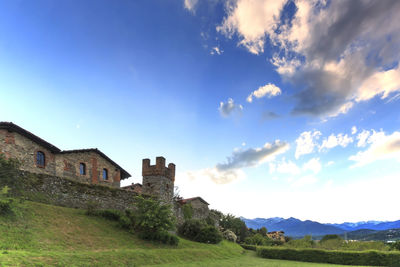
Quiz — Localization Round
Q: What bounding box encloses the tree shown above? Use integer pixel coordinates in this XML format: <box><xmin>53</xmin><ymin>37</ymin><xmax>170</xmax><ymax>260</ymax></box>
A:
<box><xmin>133</xmin><ymin>195</ymin><xmax>175</xmax><ymax>233</ymax></box>
<box><xmin>220</xmin><ymin>213</ymin><xmax>249</xmax><ymax>242</ymax></box>
<box><xmin>259</xmin><ymin>226</ymin><xmax>267</xmax><ymax>236</ymax></box>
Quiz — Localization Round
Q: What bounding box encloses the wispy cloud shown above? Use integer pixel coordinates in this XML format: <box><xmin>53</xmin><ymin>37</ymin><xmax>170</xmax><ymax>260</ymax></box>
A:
<box><xmin>319</xmin><ymin>133</ymin><xmax>353</xmax><ymax>151</ymax></box>
<box><xmin>187</xmin><ymin>140</ymin><xmax>289</xmax><ymax>184</ymax></box>
<box><xmin>262</xmin><ymin>111</ymin><xmax>280</xmax><ymax>120</ymax></box>
<box><xmin>246</xmin><ymin>83</ymin><xmax>281</xmax><ymax>103</ymax></box>
<box><xmin>350</xmin><ymin>130</ymin><xmax>400</xmax><ymax>167</ymax></box>
<box><xmin>183</xmin><ymin>0</ymin><xmax>199</xmax><ymax>13</ymax></box>
<box><xmin>219</xmin><ymin>98</ymin><xmax>243</xmax><ymax>117</ymax></box>
<box><xmin>210</xmin><ymin>46</ymin><xmax>223</xmax><ymax>55</ymax></box>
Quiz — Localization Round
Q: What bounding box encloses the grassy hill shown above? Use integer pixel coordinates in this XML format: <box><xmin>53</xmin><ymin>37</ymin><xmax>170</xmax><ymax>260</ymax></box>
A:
<box><xmin>0</xmin><ymin>200</ymin><xmax>361</xmax><ymax>266</ymax></box>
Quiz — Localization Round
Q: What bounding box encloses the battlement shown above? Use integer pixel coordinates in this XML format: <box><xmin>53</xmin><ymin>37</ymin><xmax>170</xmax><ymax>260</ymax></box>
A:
<box><xmin>142</xmin><ymin>157</ymin><xmax>175</xmax><ymax>181</ymax></box>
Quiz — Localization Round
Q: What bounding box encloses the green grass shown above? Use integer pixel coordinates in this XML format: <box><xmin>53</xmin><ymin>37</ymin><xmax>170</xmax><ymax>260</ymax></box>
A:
<box><xmin>0</xmin><ymin>201</ymin><xmax>362</xmax><ymax>266</ymax></box>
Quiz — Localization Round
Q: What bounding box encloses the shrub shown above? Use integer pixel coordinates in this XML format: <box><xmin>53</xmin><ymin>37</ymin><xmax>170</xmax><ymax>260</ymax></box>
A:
<box><xmin>320</xmin><ymin>234</ymin><xmax>342</xmax><ymax>243</ymax></box>
<box><xmin>244</xmin><ymin>233</ymin><xmax>274</xmax><ymax>246</ymax></box>
<box><xmin>0</xmin><ymin>186</ymin><xmax>13</xmax><ymax>216</ymax></box>
<box><xmin>85</xmin><ymin>200</ymin><xmax>99</xmax><ymax>216</ymax></box>
<box><xmin>390</xmin><ymin>241</ymin><xmax>400</xmax><ymax>251</ymax></box>
<box><xmin>0</xmin><ymin>155</ymin><xmax>21</xmax><ymax>195</ymax></box>
<box><xmin>241</xmin><ymin>244</ymin><xmax>257</xmax><ymax>251</ymax></box>
<box><xmin>182</xmin><ymin>203</ymin><xmax>193</xmax><ymax>220</ymax></box>
<box><xmin>178</xmin><ymin>219</ymin><xmax>205</xmax><ymax>240</ymax></box>
<box><xmin>194</xmin><ymin>225</ymin><xmax>222</xmax><ymax>244</ymax></box>
<box><xmin>178</xmin><ymin>219</ymin><xmax>222</xmax><ymax>244</ymax></box>
<box><xmin>138</xmin><ymin>231</ymin><xmax>179</xmax><ymax>246</ymax></box>
<box><xmin>133</xmin><ymin>196</ymin><xmax>175</xmax><ymax>233</ymax></box>
<box><xmin>223</xmin><ymin>230</ymin><xmax>237</xmax><ymax>243</ymax></box>
<box><xmin>256</xmin><ymin>247</ymin><xmax>400</xmax><ymax>266</ymax></box>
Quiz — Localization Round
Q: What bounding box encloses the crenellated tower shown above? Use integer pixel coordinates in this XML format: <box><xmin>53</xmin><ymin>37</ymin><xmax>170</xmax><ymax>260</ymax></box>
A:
<box><xmin>142</xmin><ymin>157</ymin><xmax>175</xmax><ymax>204</ymax></box>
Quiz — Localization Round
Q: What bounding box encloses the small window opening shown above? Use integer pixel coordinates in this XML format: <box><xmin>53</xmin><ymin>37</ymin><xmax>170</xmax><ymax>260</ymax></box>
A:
<box><xmin>103</xmin><ymin>168</ymin><xmax>108</xmax><ymax>180</ymax></box>
<box><xmin>36</xmin><ymin>151</ymin><xmax>45</xmax><ymax>167</ymax></box>
<box><xmin>80</xmin><ymin>163</ymin><xmax>86</xmax><ymax>175</ymax></box>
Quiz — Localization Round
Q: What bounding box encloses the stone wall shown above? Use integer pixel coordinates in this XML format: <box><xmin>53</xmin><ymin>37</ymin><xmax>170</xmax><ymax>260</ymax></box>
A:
<box><xmin>0</xmin><ymin>129</ymin><xmax>57</xmax><ymax>176</ymax></box>
<box><xmin>0</xmin><ymin>130</ymin><xmax>121</xmax><ymax>188</ymax></box>
<box><xmin>189</xmin><ymin>198</ymin><xmax>210</xmax><ymax>220</ymax></box>
<box><xmin>55</xmin><ymin>151</ymin><xmax>121</xmax><ymax>188</ymax></box>
<box><xmin>14</xmin><ymin>171</ymin><xmax>137</xmax><ymax>210</ymax></box>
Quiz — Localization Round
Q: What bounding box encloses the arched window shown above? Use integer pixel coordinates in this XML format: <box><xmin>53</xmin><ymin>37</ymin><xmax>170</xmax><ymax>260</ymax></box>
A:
<box><xmin>36</xmin><ymin>151</ymin><xmax>45</xmax><ymax>167</ymax></box>
<box><xmin>102</xmin><ymin>168</ymin><xmax>108</xmax><ymax>180</ymax></box>
<box><xmin>80</xmin><ymin>163</ymin><xmax>86</xmax><ymax>175</ymax></box>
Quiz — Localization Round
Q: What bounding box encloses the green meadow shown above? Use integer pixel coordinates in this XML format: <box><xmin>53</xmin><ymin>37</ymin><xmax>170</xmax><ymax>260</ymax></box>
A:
<box><xmin>0</xmin><ymin>201</ymin><xmax>358</xmax><ymax>266</ymax></box>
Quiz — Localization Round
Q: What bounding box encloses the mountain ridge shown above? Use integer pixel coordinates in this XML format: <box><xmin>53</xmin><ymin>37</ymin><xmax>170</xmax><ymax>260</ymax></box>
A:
<box><xmin>241</xmin><ymin>217</ymin><xmax>400</xmax><ymax>237</ymax></box>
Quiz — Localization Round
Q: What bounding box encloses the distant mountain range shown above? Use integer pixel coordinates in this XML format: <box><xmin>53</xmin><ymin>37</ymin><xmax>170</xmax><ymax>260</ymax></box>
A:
<box><xmin>241</xmin><ymin>217</ymin><xmax>400</xmax><ymax>238</ymax></box>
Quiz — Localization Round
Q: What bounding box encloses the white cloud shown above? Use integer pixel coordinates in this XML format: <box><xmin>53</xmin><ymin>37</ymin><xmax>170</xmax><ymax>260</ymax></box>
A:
<box><xmin>326</xmin><ymin>161</ymin><xmax>334</xmax><ymax>166</ymax></box>
<box><xmin>356</xmin><ymin>130</ymin><xmax>371</xmax><ymax>147</ymax></box>
<box><xmin>218</xmin><ymin>0</ymin><xmax>400</xmax><ymax>118</ymax></box>
<box><xmin>186</xmin><ymin>167</ymin><xmax>246</xmax><ymax>185</ymax></box>
<box><xmin>217</xmin><ymin>140</ymin><xmax>289</xmax><ymax>171</ymax></box>
<box><xmin>246</xmin><ymin>83</ymin><xmax>281</xmax><ymax>103</ymax></box>
<box><xmin>302</xmin><ymin>157</ymin><xmax>321</xmax><ymax>174</ymax></box>
<box><xmin>350</xmin><ymin>130</ymin><xmax>400</xmax><ymax>167</ymax></box>
<box><xmin>295</xmin><ymin>130</ymin><xmax>321</xmax><ymax>159</ymax></box>
<box><xmin>351</xmin><ymin>126</ymin><xmax>357</xmax><ymax>135</ymax></box>
<box><xmin>291</xmin><ymin>175</ymin><xmax>318</xmax><ymax>188</ymax></box>
<box><xmin>184</xmin><ymin>0</ymin><xmax>198</xmax><ymax>13</ymax></box>
<box><xmin>319</xmin><ymin>133</ymin><xmax>353</xmax><ymax>151</ymax></box>
<box><xmin>186</xmin><ymin>140</ymin><xmax>289</xmax><ymax>185</ymax></box>
<box><xmin>356</xmin><ymin>66</ymin><xmax>400</xmax><ymax>102</ymax></box>
<box><xmin>219</xmin><ymin>98</ymin><xmax>243</xmax><ymax>117</ymax></box>
<box><xmin>210</xmin><ymin>46</ymin><xmax>223</xmax><ymax>55</ymax></box>
<box><xmin>217</xmin><ymin>0</ymin><xmax>287</xmax><ymax>55</ymax></box>
<box><xmin>269</xmin><ymin>159</ymin><xmax>301</xmax><ymax>176</ymax></box>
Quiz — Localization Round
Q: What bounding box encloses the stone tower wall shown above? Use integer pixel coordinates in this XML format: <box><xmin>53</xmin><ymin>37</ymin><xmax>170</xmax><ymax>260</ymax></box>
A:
<box><xmin>142</xmin><ymin>157</ymin><xmax>175</xmax><ymax>204</ymax></box>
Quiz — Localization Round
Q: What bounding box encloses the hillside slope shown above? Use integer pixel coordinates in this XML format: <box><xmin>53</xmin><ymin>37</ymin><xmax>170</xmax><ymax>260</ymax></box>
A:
<box><xmin>0</xmin><ymin>201</ymin><xmax>243</xmax><ymax>266</ymax></box>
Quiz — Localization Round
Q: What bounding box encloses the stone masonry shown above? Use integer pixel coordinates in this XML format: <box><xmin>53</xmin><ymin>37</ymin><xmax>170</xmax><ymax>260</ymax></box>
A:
<box><xmin>0</xmin><ymin>122</ymin><xmax>130</xmax><ymax>188</ymax></box>
<box><xmin>142</xmin><ymin>157</ymin><xmax>175</xmax><ymax>205</ymax></box>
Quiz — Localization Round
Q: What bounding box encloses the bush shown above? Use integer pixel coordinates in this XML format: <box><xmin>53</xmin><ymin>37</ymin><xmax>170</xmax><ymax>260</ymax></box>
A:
<box><xmin>0</xmin><ymin>186</ymin><xmax>13</xmax><ymax>216</ymax></box>
<box><xmin>0</xmin><ymin>155</ymin><xmax>21</xmax><ymax>195</ymax></box>
<box><xmin>390</xmin><ymin>241</ymin><xmax>400</xmax><ymax>251</ymax></box>
<box><xmin>245</xmin><ymin>233</ymin><xmax>273</xmax><ymax>246</ymax></box>
<box><xmin>138</xmin><ymin>231</ymin><xmax>179</xmax><ymax>246</ymax></box>
<box><xmin>256</xmin><ymin>247</ymin><xmax>400</xmax><ymax>266</ymax></box>
<box><xmin>194</xmin><ymin>225</ymin><xmax>222</xmax><ymax>244</ymax></box>
<box><xmin>133</xmin><ymin>196</ymin><xmax>175</xmax><ymax>233</ymax></box>
<box><xmin>223</xmin><ymin>230</ymin><xmax>237</xmax><ymax>243</ymax></box>
<box><xmin>178</xmin><ymin>219</ymin><xmax>222</xmax><ymax>244</ymax></box>
<box><xmin>241</xmin><ymin>244</ymin><xmax>257</xmax><ymax>251</ymax></box>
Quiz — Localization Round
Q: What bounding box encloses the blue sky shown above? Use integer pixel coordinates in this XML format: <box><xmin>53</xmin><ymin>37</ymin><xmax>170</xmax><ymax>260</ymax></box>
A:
<box><xmin>1</xmin><ymin>0</ymin><xmax>400</xmax><ymax>223</ymax></box>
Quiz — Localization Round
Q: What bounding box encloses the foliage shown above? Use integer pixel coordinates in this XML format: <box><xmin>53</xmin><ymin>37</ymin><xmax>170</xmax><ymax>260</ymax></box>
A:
<box><xmin>259</xmin><ymin>226</ymin><xmax>267</xmax><ymax>236</ymax></box>
<box><xmin>284</xmin><ymin>235</ymin><xmax>315</xmax><ymax>249</ymax></box>
<box><xmin>0</xmin><ymin>155</ymin><xmax>21</xmax><ymax>195</ymax></box>
<box><xmin>245</xmin><ymin>233</ymin><xmax>274</xmax><ymax>246</ymax></box>
<box><xmin>133</xmin><ymin>195</ymin><xmax>175</xmax><ymax>233</ymax></box>
<box><xmin>256</xmin><ymin>246</ymin><xmax>400</xmax><ymax>266</ymax></box>
<box><xmin>182</xmin><ymin>203</ymin><xmax>193</xmax><ymax>220</ymax></box>
<box><xmin>178</xmin><ymin>219</ymin><xmax>222</xmax><ymax>244</ymax></box>
<box><xmin>320</xmin><ymin>234</ymin><xmax>342</xmax><ymax>243</ymax></box>
<box><xmin>219</xmin><ymin>213</ymin><xmax>249</xmax><ymax>242</ymax></box>
<box><xmin>0</xmin><ymin>186</ymin><xmax>14</xmax><ymax>216</ymax></box>
<box><xmin>390</xmin><ymin>240</ymin><xmax>400</xmax><ymax>251</ymax></box>
<box><xmin>138</xmin><ymin>230</ymin><xmax>179</xmax><ymax>246</ymax></box>
<box><xmin>223</xmin><ymin>230</ymin><xmax>237</xmax><ymax>243</ymax></box>
<box><xmin>85</xmin><ymin>195</ymin><xmax>178</xmax><ymax>245</ymax></box>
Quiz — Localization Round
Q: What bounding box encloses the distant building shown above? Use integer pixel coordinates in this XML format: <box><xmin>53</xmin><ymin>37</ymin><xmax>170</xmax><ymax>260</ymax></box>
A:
<box><xmin>0</xmin><ymin>122</ymin><xmax>130</xmax><ymax>187</ymax></box>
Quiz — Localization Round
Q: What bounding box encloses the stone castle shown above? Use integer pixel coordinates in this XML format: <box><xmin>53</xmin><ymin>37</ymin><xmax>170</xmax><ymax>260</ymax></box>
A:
<box><xmin>0</xmin><ymin>122</ymin><xmax>209</xmax><ymax>220</ymax></box>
